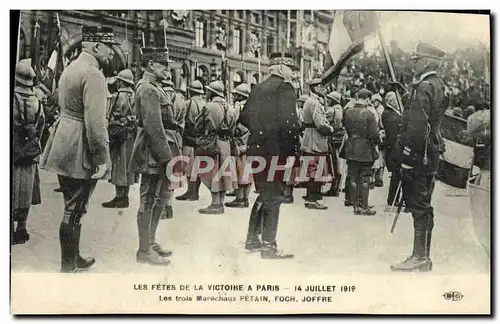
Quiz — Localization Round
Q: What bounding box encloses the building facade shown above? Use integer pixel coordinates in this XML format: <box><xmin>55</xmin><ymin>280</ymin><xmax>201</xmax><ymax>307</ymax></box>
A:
<box><xmin>17</xmin><ymin>10</ymin><xmax>334</xmax><ymax>95</ymax></box>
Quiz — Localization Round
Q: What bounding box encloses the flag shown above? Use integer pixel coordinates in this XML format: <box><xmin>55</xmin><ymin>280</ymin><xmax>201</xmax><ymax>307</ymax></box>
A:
<box><xmin>436</xmin><ymin>113</ymin><xmax>475</xmax><ymax>189</ymax></box>
<box><xmin>321</xmin><ymin>11</ymin><xmax>377</xmax><ymax>84</ymax></box>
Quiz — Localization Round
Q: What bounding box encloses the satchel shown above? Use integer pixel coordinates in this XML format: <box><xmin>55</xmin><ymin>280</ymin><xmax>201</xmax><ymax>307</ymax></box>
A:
<box><xmin>13</xmin><ymin>93</ymin><xmax>42</xmax><ymax>166</ymax></box>
<box><xmin>108</xmin><ymin>120</ymin><xmax>128</xmax><ymax>150</ymax></box>
<box><xmin>183</xmin><ymin>99</ymin><xmax>201</xmax><ymax>147</ymax></box>
<box><xmin>107</xmin><ymin>93</ymin><xmax>130</xmax><ymax>150</ymax></box>
<box><xmin>194</xmin><ymin>133</ymin><xmax>218</xmax><ymax>156</ymax></box>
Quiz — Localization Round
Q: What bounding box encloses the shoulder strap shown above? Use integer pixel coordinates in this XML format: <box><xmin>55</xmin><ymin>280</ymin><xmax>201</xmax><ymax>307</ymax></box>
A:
<box><xmin>13</xmin><ymin>93</ymin><xmax>24</xmax><ymax>123</ymax></box>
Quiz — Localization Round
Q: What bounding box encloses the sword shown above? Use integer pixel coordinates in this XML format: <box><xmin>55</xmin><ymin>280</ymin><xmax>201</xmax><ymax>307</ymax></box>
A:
<box><xmin>390</xmin><ymin>182</ymin><xmax>404</xmax><ymax>234</ymax></box>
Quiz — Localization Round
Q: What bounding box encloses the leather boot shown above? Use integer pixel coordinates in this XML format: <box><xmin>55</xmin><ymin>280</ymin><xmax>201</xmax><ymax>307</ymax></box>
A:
<box><xmin>355</xmin><ymin>183</ymin><xmax>376</xmax><ymax>215</ymax></box>
<box><xmin>199</xmin><ymin>204</ymin><xmax>224</xmax><ymax>214</ymax></box>
<box><xmin>245</xmin><ymin>201</ymin><xmax>263</xmax><ymax>252</ymax></box>
<box><xmin>150</xmin><ymin>205</ymin><xmax>173</xmax><ymax>258</ymax></box>
<box><xmin>225</xmin><ymin>198</ymin><xmax>249</xmax><ymax>208</ymax></box>
<box><xmin>160</xmin><ymin>205</ymin><xmax>174</xmax><ymax>220</ymax></box>
<box><xmin>191</xmin><ymin>178</ymin><xmax>201</xmax><ymax>200</ymax></box>
<box><xmin>391</xmin><ymin>214</ymin><xmax>432</xmax><ymax>272</ymax></box>
<box><xmin>102</xmin><ymin>186</ymin><xmax>129</xmax><ymax>208</ymax></box>
<box><xmin>374</xmin><ymin>168</ymin><xmax>384</xmax><ymax>187</ymax></box>
<box><xmin>426</xmin><ymin>213</ymin><xmax>434</xmax><ymax>259</ymax></box>
<box><xmin>74</xmin><ymin>224</ymin><xmax>95</xmax><ymax>270</ymax></box>
<box><xmin>13</xmin><ymin>209</ymin><xmax>30</xmax><ymax>245</ymax></box>
<box><xmin>283</xmin><ymin>185</ymin><xmax>294</xmax><ymax>204</ymax></box>
<box><xmin>176</xmin><ymin>181</ymin><xmax>194</xmax><ymax>201</ymax></box>
<box><xmin>102</xmin><ymin>197</ymin><xmax>129</xmax><ymax>208</ymax></box>
<box><xmin>59</xmin><ymin>222</ymin><xmax>78</xmax><ymax>273</ymax></box>
<box><xmin>260</xmin><ymin>241</ymin><xmax>294</xmax><ymax>259</ymax></box>
<box><xmin>136</xmin><ymin>203</ymin><xmax>170</xmax><ymax>265</ymax></box>
<box><xmin>348</xmin><ymin>180</ymin><xmax>359</xmax><ymax>213</ymax></box>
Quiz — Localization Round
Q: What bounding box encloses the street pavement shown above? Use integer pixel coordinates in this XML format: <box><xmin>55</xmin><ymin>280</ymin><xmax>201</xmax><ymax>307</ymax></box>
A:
<box><xmin>11</xmin><ymin>170</ymin><xmax>490</xmax><ymax>276</ymax></box>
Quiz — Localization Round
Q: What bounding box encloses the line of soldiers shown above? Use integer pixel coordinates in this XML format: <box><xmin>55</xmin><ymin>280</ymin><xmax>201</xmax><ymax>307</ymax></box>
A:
<box><xmin>15</xmin><ymin>23</ymin><xmax>451</xmax><ymax>272</ymax></box>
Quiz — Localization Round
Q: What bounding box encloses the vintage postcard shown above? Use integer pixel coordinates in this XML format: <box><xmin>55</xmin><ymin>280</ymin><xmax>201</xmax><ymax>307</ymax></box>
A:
<box><xmin>10</xmin><ymin>9</ymin><xmax>491</xmax><ymax>314</ymax></box>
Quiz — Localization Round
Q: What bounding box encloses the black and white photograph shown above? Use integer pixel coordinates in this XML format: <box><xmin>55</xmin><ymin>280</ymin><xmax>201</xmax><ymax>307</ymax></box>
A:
<box><xmin>8</xmin><ymin>7</ymin><xmax>491</xmax><ymax>314</ymax></box>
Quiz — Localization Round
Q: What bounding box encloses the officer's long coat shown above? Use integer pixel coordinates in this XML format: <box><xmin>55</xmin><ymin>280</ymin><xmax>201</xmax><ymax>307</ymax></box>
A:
<box><xmin>395</xmin><ymin>71</ymin><xmax>446</xmax><ymax>173</ymax></box>
<box><xmin>240</xmin><ymin>74</ymin><xmax>301</xmax><ymax>188</ymax></box>
<box><xmin>300</xmin><ymin>93</ymin><xmax>334</xmax><ymax>154</ymax></box>
<box><xmin>41</xmin><ymin>52</ymin><xmax>111</xmax><ymax>180</ymax></box>
<box><xmin>196</xmin><ymin>96</ymin><xmax>238</xmax><ymax>192</ymax></box>
<box><xmin>128</xmin><ymin>72</ymin><xmax>175</xmax><ymax>175</ymax></box>
<box><xmin>107</xmin><ymin>87</ymin><xmax>139</xmax><ymax>186</ymax></box>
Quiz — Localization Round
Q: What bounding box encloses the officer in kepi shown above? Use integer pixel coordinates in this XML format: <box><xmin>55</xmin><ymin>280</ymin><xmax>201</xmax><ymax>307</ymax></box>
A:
<box><xmin>41</xmin><ymin>25</ymin><xmax>116</xmax><ymax>272</ymax></box>
<box><xmin>128</xmin><ymin>47</ymin><xmax>176</xmax><ymax>266</ymax></box>
<box><xmin>240</xmin><ymin>52</ymin><xmax>301</xmax><ymax>259</ymax></box>
<box><xmin>389</xmin><ymin>43</ymin><xmax>447</xmax><ymax>272</ymax></box>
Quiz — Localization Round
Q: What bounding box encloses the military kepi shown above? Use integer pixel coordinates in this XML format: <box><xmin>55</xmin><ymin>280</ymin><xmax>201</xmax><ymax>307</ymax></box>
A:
<box><xmin>81</xmin><ymin>25</ymin><xmax>120</xmax><ymax>45</ymax></box>
<box><xmin>141</xmin><ymin>47</ymin><xmax>174</xmax><ymax>64</ymax></box>
<box><xmin>269</xmin><ymin>52</ymin><xmax>298</xmax><ymax>70</ymax></box>
<box><xmin>411</xmin><ymin>43</ymin><xmax>445</xmax><ymax>60</ymax></box>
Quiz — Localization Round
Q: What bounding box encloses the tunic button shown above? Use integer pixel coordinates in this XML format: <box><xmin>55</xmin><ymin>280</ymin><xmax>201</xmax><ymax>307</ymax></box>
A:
<box><xmin>286</xmin><ymin>120</ymin><xmax>289</xmax><ymax>123</ymax></box>
<box><xmin>256</xmin><ymin>145</ymin><xmax>260</xmax><ymax>148</ymax></box>
<box><xmin>259</xmin><ymin>131</ymin><xmax>263</xmax><ymax>135</ymax></box>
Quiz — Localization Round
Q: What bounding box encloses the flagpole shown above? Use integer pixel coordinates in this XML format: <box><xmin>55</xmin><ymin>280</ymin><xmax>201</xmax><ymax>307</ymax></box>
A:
<box><xmin>257</xmin><ymin>44</ymin><xmax>261</xmax><ymax>82</ymax></box>
<box><xmin>299</xmin><ymin>10</ymin><xmax>304</xmax><ymax>93</ymax></box>
<box><xmin>375</xmin><ymin>16</ymin><xmax>404</xmax><ymax>114</ymax></box>
<box><xmin>286</xmin><ymin>10</ymin><xmax>291</xmax><ymax>49</ymax></box>
<box><xmin>15</xmin><ymin>13</ymin><xmax>21</xmax><ymax>63</ymax></box>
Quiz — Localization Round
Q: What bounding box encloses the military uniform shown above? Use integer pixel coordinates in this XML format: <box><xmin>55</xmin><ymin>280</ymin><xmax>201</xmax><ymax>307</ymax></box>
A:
<box><xmin>300</xmin><ymin>82</ymin><xmax>334</xmax><ymax>210</ymax></box>
<box><xmin>12</xmin><ymin>59</ymin><xmax>46</xmax><ymax>245</ymax></box>
<box><xmin>197</xmin><ymin>81</ymin><xmax>238</xmax><ymax>214</ymax></box>
<box><xmin>323</xmin><ymin>91</ymin><xmax>344</xmax><ymax>197</ymax></box>
<box><xmin>102</xmin><ymin>69</ymin><xmax>139</xmax><ymax>208</ymax></box>
<box><xmin>240</xmin><ymin>52</ymin><xmax>301</xmax><ymax>259</ymax></box>
<box><xmin>343</xmin><ymin>89</ymin><xmax>379</xmax><ymax>216</ymax></box>
<box><xmin>41</xmin><ymin>26</ymin><xmax>118</xmax><ymax>272</ymax></box>
<box><xmin>176</xmin><ymin>80</ymin><xmax>206</xmax><ymax>201</ymax></box>
<box><xmin>382</xmin><ymin>91</ymin><xmax>403</xmax><ymax>208</ymax></box>
<box><xmin>128</xmin><ymin>47</ymin><xmax>176</xmax><ymax>266</ymax></box>
<box><xmin>225</xmin><ymin>83</ymin><xmax>252</xmax><ymax>208</ymax></box>
<box><xmin>370</xmin><ymin>94</ymin><xmax>385</xmax><ymax>187</ymax></box>
<box><xmin>389</xmin><ymin>43</ymin><xmax>447</xmax><ymax>272</ymax></box>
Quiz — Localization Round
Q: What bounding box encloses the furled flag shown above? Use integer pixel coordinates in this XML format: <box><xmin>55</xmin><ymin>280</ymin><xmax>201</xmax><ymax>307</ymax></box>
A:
<box><xmin>321</xmin><ymin>11</ymin><xmax>377</xmax><ymax>84</ymax></box>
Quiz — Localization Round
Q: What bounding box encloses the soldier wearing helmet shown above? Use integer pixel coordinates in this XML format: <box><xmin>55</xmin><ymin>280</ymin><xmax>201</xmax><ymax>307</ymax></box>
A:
<box><xmin>225</xmin><ymin>83</ymin><xmax>252</xmax><ymax>208</ymax></box>
<box><xmin>323</xmin><ymin>90</ymin><xmax>344</xmax><ymax>197</ymax></box>
<box><xmin>196</xmin><ymin>80</ymin><xmax>238</xmax><ymax>214</ymax></box>
<box><xmin>102</xmin><ymin>68</ymin><xmax>139</xmax><ymax>209</ymax></box>
<box><xmin>176</xmin><ymin>79</ymin><xmax>206</xmax><ymax>202</ymax></box>
<box><xmin>12</xmin><ymin>58</ymin><xmax>45</xmax><ymax>246</ymax></box>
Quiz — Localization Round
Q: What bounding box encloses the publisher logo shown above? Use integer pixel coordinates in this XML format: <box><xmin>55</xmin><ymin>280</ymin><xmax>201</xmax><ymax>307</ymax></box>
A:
<box><xmin>443</xmin><ymin>291</ymin><xmax>464</xmax><ymax>301</ymax></box>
